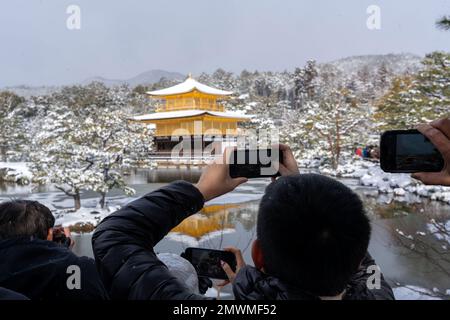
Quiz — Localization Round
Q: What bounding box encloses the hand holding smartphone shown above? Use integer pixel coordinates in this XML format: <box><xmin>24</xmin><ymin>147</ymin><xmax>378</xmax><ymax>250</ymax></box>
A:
<box><xmin>228</xmin><ymin>148</ymin><xmax>283</xmax><ymax>178</ymax></box>
<box><xmin>195</xmin><ymin>144</ymin><xmax>298</xmax><ymax>201</ymax></box>
<box><xmin>183</xmin><ymin>247</ymin><xmax>237</xmax><ymax>280</ymax></box>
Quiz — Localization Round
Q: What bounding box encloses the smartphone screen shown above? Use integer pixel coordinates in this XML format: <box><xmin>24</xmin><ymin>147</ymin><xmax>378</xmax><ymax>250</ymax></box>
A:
<box><xmin>229</xmin><ymin>148</ymin><xmax>283</xmax><ymax>178</ymax></box>
<box><xmin>380</xmin><ymin>129</ymin><xmax>444</xmax><ymax>173</ymax></box>
<box><xmin>183</xmin><ymin>248</ymin><xmax>237</xmax><ymax>280</ymax></box>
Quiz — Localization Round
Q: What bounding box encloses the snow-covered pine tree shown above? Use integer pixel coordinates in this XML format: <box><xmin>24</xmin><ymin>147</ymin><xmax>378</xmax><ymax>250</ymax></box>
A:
<box><xmin>306</xmin><ymin>87</ymin><xmax>366</xmax><ymax>170</ymax></box>
<box><xmin>31</xmin><ymin>105</ymin><xmax>98</xmax><ymax>210</ymax></box>
<box><xmin>374</xmin><ymin>51</ymin><xmax>450</xmax><ymax>130</ymax></box>
<box><xmin>415</xmin><ymin>52</ymin><xmax>450</xmax><ymax>113</ymax></box>
<box><xmin>31</xmin><ymin>84</ymin><xmax>153</xmax><ymax>210</ymax></box>
<box><xmin>279</xmin><ymin>64</ymin><xmax>369</xmax><ymax>169</ymax></box>
<box><xmin>210</xmin><ymin>68</ymin><xmax>236</xmax><ymax>91</ymax></box>
<box><xmin>74</xmin><ymin>107</ymin><xmax>154</xmax><ymax>209</ymax></box>
<box><xmin>375</xmin><ymin>62</ymin><xmax>391</xmax><ymax>92</ymax></box>
<box><xmin>373</xmin><ymin>75</ymin><xmax>415</xmax><ymax>130</ymax></box>
<box><xmin>292</xmin><ymin>60</ymin><xmax>318</xmax><ymax>110</ymax></box>
<box><xmin>298</xmin><ymin>64</ymin><xmax>368</xmax><ymax>168</ymax></box>
<box><xmin>72</xmin><ymin>105</ymin><xmax>153</xmax><ymax>209</ymax></box>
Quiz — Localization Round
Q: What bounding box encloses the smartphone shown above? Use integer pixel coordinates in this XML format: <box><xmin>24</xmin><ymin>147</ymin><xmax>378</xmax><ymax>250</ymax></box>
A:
<box><xmin>229</xmin><ymin>148</ymin><xmax>283</xmax><ymax>178</ymax></box>
<box><xmin>380</xmin><ymin>129</ymin><xmax>444</xmax><ymax>173</ymax></box>
<box><xmin>183</xmin><ymin>247</ymin><xmax>237</xmax><ymax>280</ymax></box>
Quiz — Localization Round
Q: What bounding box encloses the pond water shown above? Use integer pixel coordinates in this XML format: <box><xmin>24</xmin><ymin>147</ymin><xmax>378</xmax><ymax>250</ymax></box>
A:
<box><xmin>1</xmin><ymin>168</ymin><xmax>450</xmax><ymax>297</ymax></box>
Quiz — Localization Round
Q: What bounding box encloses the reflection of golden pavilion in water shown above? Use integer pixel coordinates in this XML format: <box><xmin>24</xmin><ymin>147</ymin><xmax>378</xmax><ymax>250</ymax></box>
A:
<box><xmin>132</xmin><ymin>75</ymin><xmax>251</xmax><ymax>164</ymax></box>
<box><xmin>171</xmin><ymin>203</ymin><xmax>239</xmax><ymax>239</ymax></box>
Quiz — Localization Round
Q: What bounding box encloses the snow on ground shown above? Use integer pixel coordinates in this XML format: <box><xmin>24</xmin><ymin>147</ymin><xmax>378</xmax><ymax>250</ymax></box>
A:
<box><xmin>393</xmin><ymin>285</ymin><xmax>445</xmax><ymax>300</ymax></box>
<box><xmin>53</xmin><ymin>206</ymin><xmax>121</xmax><ymax>228</ymax></box>
<box><xmin>308</xmin><ymin>157</ymin><xmax>450</xmax><ymax>205</ymax></box>
<box><xmin>359</xmin><ymin>165</ymin><xmax>450</xmax><ymax>204</ymax></box>
<box><xmin>0</xmin><ymin>162</ymin><xmax>32</xmax><ymax>185</ymax></box>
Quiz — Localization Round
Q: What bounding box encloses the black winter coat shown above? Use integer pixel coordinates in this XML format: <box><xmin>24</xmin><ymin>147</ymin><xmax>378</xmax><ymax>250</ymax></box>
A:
<box><xmin>0</xmin><ymin>237</ymin><xmax>108</xmax><ymax>300</ymax></box>
<box><xmin>233</xmin><ymin>254</ymin><xmax>395</xmax><ymax>300</ymax></box>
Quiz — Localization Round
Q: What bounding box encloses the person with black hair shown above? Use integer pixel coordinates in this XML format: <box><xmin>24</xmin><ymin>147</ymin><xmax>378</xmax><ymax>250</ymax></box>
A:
<box><xmin>92</xmin><ymin>144</ymin><xmax>394</xmax><ymax>300</ymax></box>
<box><xmin>221</xmin><ymin>173</ymin><xmax>393</xmax><ymax>299</ymax></box>
<box><xmin>0</xmin><ymin>200</ymin><xmax>108</xmax><ymax>300</ymax></box>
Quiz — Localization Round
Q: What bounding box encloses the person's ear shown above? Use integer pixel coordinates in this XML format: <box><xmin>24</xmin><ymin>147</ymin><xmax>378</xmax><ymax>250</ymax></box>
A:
<box><xmin>251</xmin><ymin>239</ymin><xmax>265</xmax><ymax>271</ymax></box>
<box><xmin>46</xmin><ymin>228</ymin><xmax>53</xmax><ymax>241</ymax></box>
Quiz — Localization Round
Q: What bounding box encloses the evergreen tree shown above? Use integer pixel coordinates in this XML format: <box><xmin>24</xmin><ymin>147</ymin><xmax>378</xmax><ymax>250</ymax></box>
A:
<box><xmin>374</xmin><ymin>52</ymin><xmax>450</xmax><ymax>130</ymax></box>
<box><xmin>211</xmin><ymin>68</ymin><xmax>235</xmax><ymax>90</ymax></box>
<box><xmin>305</xmin><ymin>87</ymin><xmax>365</xmax><ymax>169</ymax></box>
<box><xmin>292</xmin><ymin>60</ymin><xmax>318</xmax><ymax>109</ymax></box>
<box><xmin>31</xmin><ymin>105</ymin><xmax>93</xmax><ymax>210</ymax></box>
<box><xmin>373</xmin><ymin>75</ymin><xmax>415</xmax><ymax>130</ymax></box>
<box><xmin>375</xmin><ymin>62</ymin><xmax>391</xmax><ymax>91</ymax></box>
<box><xmin>0</xmin><ymin>91</ymin><xmax>27</xmax><ymax>161</ymax></box>
<box><xmin>282</xmin><ymin>65</ymin><xmax>367</xmax><ymax>169</ymax></box>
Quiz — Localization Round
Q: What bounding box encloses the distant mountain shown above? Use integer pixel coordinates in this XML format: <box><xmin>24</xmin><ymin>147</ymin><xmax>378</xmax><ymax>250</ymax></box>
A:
<box><xmin>325</xmin><ymin>53</ymin><xmax>422</xmax><ymax>76</ymax></box>
<box><xmin>82</xmin><ymin>69</ymin><xmax>185</xmax><ymax>87</ymax></box>
<box><xmin>2</xmin><ymin>54</ymin><xmax>424</xmax><ymax>97</ymax></box>
<box><xmin>1</xmin><ymin>85</ymin><xmax>61</xmax><ymax>98</ymax></box>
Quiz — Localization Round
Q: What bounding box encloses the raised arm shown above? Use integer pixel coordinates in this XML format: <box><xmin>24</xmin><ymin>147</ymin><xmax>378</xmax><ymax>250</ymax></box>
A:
<box><xmin>92</xmin><ymin>155</ymin><xmax>247</xmax><ymax>300</ymax></box>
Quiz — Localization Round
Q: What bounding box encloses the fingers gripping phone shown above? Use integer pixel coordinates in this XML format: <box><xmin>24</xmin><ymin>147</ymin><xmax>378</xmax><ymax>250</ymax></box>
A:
<box><xmin>380</xmin><ymin>129</ymin><xmax>445</xmax><ymax>173</ymax></box>
<box><xmin>183</xmin><ymin>248</ymin><xmax>237</xmax><ymax>280</ymax></box>
<box><xmin>229</xmin><ymin>148</ymin><xmax>283</xmax><ymax>178</ymax></box>
<box><xmin>52</xmin><ymin>226</ymin><xmax>72</xmax><ymax>248</ymax></box>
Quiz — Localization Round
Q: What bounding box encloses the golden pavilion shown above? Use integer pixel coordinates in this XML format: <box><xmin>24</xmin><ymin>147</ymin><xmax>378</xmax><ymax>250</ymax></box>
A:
<box><xmin>133</xmin><ymin>75</ymin><xmax>251</xmax><ymax>161</ymax></box>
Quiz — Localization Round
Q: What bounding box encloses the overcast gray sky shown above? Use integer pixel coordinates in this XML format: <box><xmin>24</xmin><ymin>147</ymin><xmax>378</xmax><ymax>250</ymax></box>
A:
<box><xmin>0</xmin><ymin>0</ymin><xmax>449</xmax><ymax>87</ymax></box>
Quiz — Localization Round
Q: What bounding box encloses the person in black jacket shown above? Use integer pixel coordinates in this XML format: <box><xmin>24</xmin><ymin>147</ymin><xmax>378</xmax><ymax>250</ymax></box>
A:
<box><xmin>0</xmin><ymin>200</ymin><xmax>108</xmax><ymax>300</ymax></box>
<box><xmin>92</xmin><ymin>144</ymin><xmax>394</xmax><ymax>300</ymax></box>
<box><xmin>221</xmin><ymin>173</ymin><xmax>394</xmax><ymax>300</ymax></box>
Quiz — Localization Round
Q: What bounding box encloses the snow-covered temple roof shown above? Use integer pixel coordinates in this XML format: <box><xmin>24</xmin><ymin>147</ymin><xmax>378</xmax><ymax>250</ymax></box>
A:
<box><xmin>147</xmin><ymin>76</ymin><xmax>233</xmax><ymax>96</ymax></box>
<box><xmin>132</xmin><ymin>110</ymin><xmax>252</xmax><ymax>121</ymax></box>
